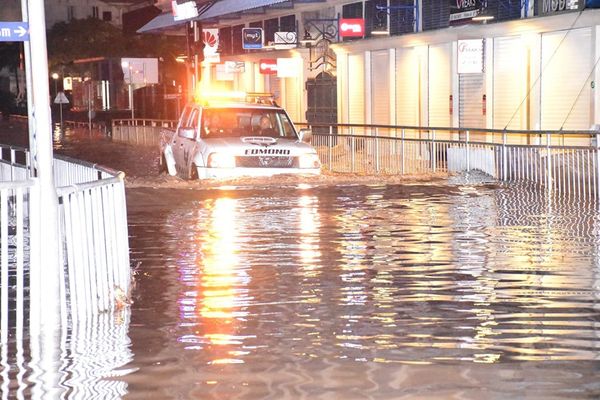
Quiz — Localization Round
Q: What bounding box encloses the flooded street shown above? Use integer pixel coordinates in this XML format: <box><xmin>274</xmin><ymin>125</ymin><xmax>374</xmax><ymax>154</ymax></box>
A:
<box><xmin>2</xmin><ymin>122</ymin><xmax>600</xmax><ymax>398</ymax></box>
<box><xmin>121</xmin><ymin>179</ymin><xmax>600</xmax><ymax>399</ymax></box>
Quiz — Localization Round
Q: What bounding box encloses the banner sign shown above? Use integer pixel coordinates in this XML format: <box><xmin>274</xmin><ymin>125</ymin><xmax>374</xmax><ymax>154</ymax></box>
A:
<box><xmin>171</xmin><ymin>0</ymin><xmax>198</xmax><ymax>21</ymax></box>
<box><xmin>339</xmin><ymin>18</ymin><xmax>364</xmax><ymax>38</ymax></box>
<box><xmin>537</xmin><ymin>0</ymin><xmax>584</xmax><ymax>15</ymax></box>
<box><xmin>457</xmin><ymin>39</ymin><xmax>484</xmax><ymax>74</ymax></box>
<box><xmin>450</xmin><ymin>0</ymin><xmax>482</xmax><ymax>23</ymax></box>
<box><xmin>203</xmin><ymin>29</ymin><xmax>219</xmax><ymax>57</ymax></box>
<box><xmin>225</xmin><ymin>61</ymin><xmax>245</xmax><ymax>73</ymax></box>
<box><xmin>276</xmin><ymin>58</ymin><xmax>299</xmax><ymax>78</ymax></box>
<box><xmin>242</xmin><ymin>28</ymin><xmax>263</xmax><ymax>49</ymax></box>
<box><xmin>259</xmin><ymin>59</ymin><xmax>277</xmax><ymax>74</ymax></box>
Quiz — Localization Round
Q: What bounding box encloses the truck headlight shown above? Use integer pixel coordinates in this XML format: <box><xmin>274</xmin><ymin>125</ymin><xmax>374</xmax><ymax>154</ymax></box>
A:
<box><xmin>207</xmin><ymin>152</ymin><xmax>236</xmax><ymax>168</ymax></box>
<box><xmin>298</xmin><ymin>153</ymin><xmax>320</xmax><ymax>169</ymax></box>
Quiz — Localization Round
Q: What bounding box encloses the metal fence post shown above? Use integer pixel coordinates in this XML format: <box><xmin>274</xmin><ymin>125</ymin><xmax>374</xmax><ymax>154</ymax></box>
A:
<box><xmin>432</xmin><ymin>129</ymin><xmax>437</xmax><ymax>173</ymax></box>
<box><xmin>546</xmin><ymin>131</ymin><xmax>552</xmax><ymax>194</ymax></box>
<box><xmin>502</xmin><ymin>130</ymin><xmax>507</xmax><ymax>181</ymax></box>
<box><xmin>401</xmin><ymin>128</ymin><xmax>405</xmax><ymax>175</ymax></box>
<box><xmin>466</xmin><ymin>130</ymin><xmax>470</xmax><ymax>172</ymax></box>
<box><xmin>375</xmin><ymin>127</ymin><xmax>380</xmax><ymax>173</ymax></box>
<box><xmin>328</xmin><ymin>126</ymin><xmax>333</xmax><ymax>171</ymax></box>
<box><xmin>596</xmin><ymin>132</ymin><xmax>599</xmax><ymax>201</ymax></box>
<box><xmin>351</xmin><ymin>127</ymin><xmax>356</xmax><ymax>173</ymax></box>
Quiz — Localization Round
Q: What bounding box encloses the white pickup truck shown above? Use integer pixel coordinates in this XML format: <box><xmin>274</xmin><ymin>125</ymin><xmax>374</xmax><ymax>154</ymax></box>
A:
<box><xmin>159</xmin><ymin>92</ymin><xmax>321</xmax><ymax>180</ymax></box>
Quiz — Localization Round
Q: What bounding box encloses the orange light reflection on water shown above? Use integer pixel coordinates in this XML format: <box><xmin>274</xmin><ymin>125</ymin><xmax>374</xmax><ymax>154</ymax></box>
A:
<box><xmin>198</xmin><ymin>197</ymin><xmax>249</xmax><ymax>365</ymax></box>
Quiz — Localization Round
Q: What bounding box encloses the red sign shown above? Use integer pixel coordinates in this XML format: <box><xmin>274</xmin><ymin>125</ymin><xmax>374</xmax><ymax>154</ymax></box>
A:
<box><xmin>339</xmin><ymin>18</ymin><xmax>365</xmax><ymax>37</ymax></box>
<box><xmin>259</xmin><ymin>59</ymin><xmax>277</xmax><ymax>74</ymax></box>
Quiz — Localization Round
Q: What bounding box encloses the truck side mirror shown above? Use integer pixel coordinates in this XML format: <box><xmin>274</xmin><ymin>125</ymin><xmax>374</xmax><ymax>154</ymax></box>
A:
<box><xmin>298</xmin><ymin>128</ymin><xmax>312</xmax><ymax>144</ymax></box>
<box><xmin>178</xmin><ymin>127</ymin><xmax>195</xmax><ymax>140</ymax></box>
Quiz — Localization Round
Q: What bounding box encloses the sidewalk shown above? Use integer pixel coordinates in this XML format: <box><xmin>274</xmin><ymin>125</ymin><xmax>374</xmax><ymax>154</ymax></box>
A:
<box><xmin>0</xmin><ymin>116</ymin><xmax>29</xmax><ymax>148</ymax></box>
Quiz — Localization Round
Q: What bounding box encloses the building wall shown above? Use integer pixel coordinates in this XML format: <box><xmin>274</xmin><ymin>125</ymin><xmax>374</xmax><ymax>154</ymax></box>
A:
<box><xmin>202</xmin><ymin>4</ymin><xmax>600</xmax><ymax>140</ymax></box>
<box><xmin>44</xmin><ymin>0</ymin><xmax>133</xmax><ymax>28</ymax></box>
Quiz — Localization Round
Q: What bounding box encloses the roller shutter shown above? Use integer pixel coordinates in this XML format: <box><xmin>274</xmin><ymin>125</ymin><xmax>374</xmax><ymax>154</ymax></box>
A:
<box><xmin>396</xmin><ymin>47</ymin><xmax>419</xmax><ymax>126</ymax></box>
<box><xmin>459</xmin><ymin>73</ymin><xmax>485</xmax><ymax>128</ymax></box>
<box><xmin>541</xmin><ymin>27</ymin><xmax>593</xmax><ymax>130</ymax></box>
<box><xmin>284</xmin><ymin>77</ymin><xmax>300</xmax><ymax>122</ymax></box>
<box><xmin>371</xmin><ymin>50</ymin><xmax>390</xmax><ymax>126</ymax></box>
<box><xmin>267</xmin><ymin>74</ymin><xmax>281</xmax><ymax>104</ymax></box>
<box><xmin>428</xmin><ymin>43</ymin><xmax>452</xmax><ymax>128</ymax></box>
<box><xmin>493</xmin><ymin>36</ymin><xmax>523</xmax><ymax>130</ymax></box>
<box><xmin>348</xmin><ymin>53</ymin><xmax>365</xmax><ymax>126</ymax></box>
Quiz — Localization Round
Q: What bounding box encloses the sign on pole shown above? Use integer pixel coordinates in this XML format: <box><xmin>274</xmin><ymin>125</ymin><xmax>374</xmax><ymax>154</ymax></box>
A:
<box><xmin>53</xmin><ymin>92</ymin><xmax>69</xmax><ymax>104</ymax></box>
<box><xmin>0</xmin><ymin>22</ymin><xmax>30</xmax><ymax>42</ymax></box>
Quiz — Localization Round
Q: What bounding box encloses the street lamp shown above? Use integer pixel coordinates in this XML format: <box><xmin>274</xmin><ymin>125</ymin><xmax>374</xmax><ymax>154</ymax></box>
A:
<box><xmin>51</xmin><ymin>72</ymin><xmax>64</xmax><ymax>129</ymax></box>
<box><xmin>51</xmin><ymin>72</ymin><xmax>59</xmax><ymax>96</ymax></box>
<box><xmin>121</xmin><ymin>60</ymin><xmax>134</xmax><ymax>119</ymax></box>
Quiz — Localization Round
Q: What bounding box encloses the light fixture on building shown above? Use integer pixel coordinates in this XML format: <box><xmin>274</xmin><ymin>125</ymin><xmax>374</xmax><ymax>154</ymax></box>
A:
<box><xmin>472</xmin><ymin>2</ymin><xmax>495</xmax><ymax>23</ymax></box>
<box><xmin>299</xmin><ymin>29</ymin><xmax>316</xmax><ymax>46</ymax></box>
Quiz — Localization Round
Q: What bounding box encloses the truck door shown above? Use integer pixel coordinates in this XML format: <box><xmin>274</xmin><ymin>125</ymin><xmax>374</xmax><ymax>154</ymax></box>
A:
<box><xmin>173</xmin><ymin>106</ymin><xmax>192</xmax><ymax>174</ymax></box>
<box><xmin>179</xmin><ymin>107</ymin><xmax>200</xmax><ymax>176</ymax></box>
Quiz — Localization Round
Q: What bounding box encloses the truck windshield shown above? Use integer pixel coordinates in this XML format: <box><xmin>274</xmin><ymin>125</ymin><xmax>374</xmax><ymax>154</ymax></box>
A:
<box><xmin>201</xmin><ymin>108</ymin><xmax>297</xmax><ymax>139</ymax></box>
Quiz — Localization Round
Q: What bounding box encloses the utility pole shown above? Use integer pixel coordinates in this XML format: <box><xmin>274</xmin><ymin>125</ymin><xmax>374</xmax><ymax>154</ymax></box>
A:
<box><xmin>26</xmin><ymin>0</ymin><xmax>61</xmax><ymax>319</ymax></box>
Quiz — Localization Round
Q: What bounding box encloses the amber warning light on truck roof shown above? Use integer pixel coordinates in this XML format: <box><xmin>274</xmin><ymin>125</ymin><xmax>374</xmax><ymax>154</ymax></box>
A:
<box><xmin>195</xmin><ymin>90</ymin><xmax>277</xmax><ymax>106</ymax></box>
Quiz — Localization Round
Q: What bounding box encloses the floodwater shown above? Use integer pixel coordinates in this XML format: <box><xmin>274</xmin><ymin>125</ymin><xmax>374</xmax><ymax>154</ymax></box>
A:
<box><xmin>2</xmin><ymin>123</ymin><xmax>600</xmax><ymax>398</ymax></box>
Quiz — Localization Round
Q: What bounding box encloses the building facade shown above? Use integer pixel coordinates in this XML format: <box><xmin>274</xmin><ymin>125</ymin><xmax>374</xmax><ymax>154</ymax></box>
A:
<box><xmin>44</xmin><ymin>0</ymin><xmax>148</xmax><ymax>29</ymax></box>
<box><xmin>165</xmin><ymin>0</ymin><xmax>600</xmax><ymax>141</ymax></box>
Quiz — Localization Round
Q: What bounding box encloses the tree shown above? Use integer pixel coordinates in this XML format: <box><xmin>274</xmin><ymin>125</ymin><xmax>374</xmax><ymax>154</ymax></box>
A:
<box><xmin>46</xmin><ymin>17</ymin><xmax>185</xmax><ymax>75</ymax></box>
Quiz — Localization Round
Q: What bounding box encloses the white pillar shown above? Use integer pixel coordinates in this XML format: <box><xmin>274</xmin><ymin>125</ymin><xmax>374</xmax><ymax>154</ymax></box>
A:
<box><xmin>27</xmin><ymin>0</ymin><xmax>61</xmax><ymax>321</ymax></box>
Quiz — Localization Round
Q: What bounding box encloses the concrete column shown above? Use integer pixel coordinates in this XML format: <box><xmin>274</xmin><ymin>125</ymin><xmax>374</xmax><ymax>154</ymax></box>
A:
<box><xmin>389</xmin><ymin>48</ymin><xmax>397</xmax><ymax>126</ymax></box>
<box><xmin>365</xmin><ymin>50</ymin><xmax>372</xmax><ymax>127</ymax></box>
<box><xmin>593</xmin><ymin>25</ymin><xmax>599</xmax><ymax>127</ymax></box>
<box><xmin>27</xmin><ymin>0</ymin><xmax>60</xmax><ymax>318</ymax></box>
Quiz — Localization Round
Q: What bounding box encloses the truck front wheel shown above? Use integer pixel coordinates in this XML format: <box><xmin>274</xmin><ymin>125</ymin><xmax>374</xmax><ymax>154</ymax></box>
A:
<box><xmin>190</xmin><ymin>164</ymin><xmax>199</xmax><ymax>180</ymax></box>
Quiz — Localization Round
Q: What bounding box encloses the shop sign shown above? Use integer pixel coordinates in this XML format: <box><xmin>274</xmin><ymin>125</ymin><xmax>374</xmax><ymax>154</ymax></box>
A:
<box><xmin>450</xmin><ymin>0</ymin><xmax>482</xmax><ymax>23</ymax></box>
<box><xmin>259</xmin><ymin>59</ymin><xmax>278</xmax><ymax>74</ymax></box>
<box><xmin>457</xmin><ymin>39</ymin><xmax>484</xmax><ymax>74</ymax></box>
<box><xmin>203</xmin><ymin>53</ymin><xmax>220</xmax><ymax>64</ymax></box>
<box><xmin>273</xmin><ymin>32</ymin><xmax>298</xmax><ymax>49</ymax></box>
<box><xmin>276</xmin><ymin>58</ymin><xmax>299</xmax><ymax>78</ymax></box>
<box><xmin>203</xmin><ymin>29</ymin><xmax>219</xmax><ymax>57</ymax></box>
<box><xmin>538</xmin><ymin>0</ymin><xmax>583</xmax><ymax>15</ymax></box>
<box><xmin>242</xmin><ymin>28</ymin><xmax>263</xmax><ymax>49</ymax></box>
<box><xmin>225</xmin><ymin>61</ymin><xmax>245</xmax><ymax>73</ymax></box>
<box><xmin>339</xmin><ymin>18</ymin><xmax>364</xmax><ymax>38</ymax></box>
<box><xmin>171</xmin><ymin>0</ymin><xmax>198</xmax><ymax>21</ymax></box>
<box><xmin>216</xmin><ymin>64</ymin><xmax>234</xmax><ymax>81</ymax></box>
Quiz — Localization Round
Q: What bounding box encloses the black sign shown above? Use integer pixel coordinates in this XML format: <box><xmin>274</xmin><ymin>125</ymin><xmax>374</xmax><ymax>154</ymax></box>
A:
<box><xmin>242</xmin><ymin>28</ymin><xmax>263</xmax><ymax>49</ymax></box>
<box><xmin>450</xmin><ymin>0</ymin><xmax>482</xmax><ymax>24</ymax></box>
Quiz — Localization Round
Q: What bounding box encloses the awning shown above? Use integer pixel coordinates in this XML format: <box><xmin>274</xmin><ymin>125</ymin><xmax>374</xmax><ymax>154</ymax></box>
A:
<box><xmin>198</xmin><ymin>0</ymin><xmax>291</xmax><ymax>20</ymax></box>
<box><xmin>137</xmin><ymin>0</ymin><xmax>292</xmax><ymax>34</ymax></box>
<box><xmin>137</xmin><ymin>13</ymin><xmax>181</xmax><ymax>33</ymax></box>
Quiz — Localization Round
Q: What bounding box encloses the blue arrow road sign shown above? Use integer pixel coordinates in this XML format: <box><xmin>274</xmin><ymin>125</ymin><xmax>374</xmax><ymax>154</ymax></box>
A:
<box><xmin>0</xmin><ymin>22</ymin><xmax>30</xmax><ymax>42</ymax></box>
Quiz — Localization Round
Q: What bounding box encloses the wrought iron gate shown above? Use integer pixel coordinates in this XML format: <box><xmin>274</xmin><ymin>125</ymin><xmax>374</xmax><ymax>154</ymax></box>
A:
<box><xmin>305</xmin><ymin>72</ymin><xmax>337</xmax><ymax>133</ymax></box>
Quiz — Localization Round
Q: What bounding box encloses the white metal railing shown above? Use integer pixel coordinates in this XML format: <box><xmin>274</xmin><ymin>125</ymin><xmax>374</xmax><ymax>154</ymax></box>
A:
<box><xmin>111</xmin><ymin>119</ymin><xmax>600</xmax><ymax>200</ymax></box>
<box><xmin>0</xmin><ymin>144</ymin><xmax>130</xmax><ymax>335</ymax></box>
<box><xmin>0</xmin><ymin>144</ymin><xmax>131</xmax><ymax>397</ymax></box>
<box><xmin>300</xmin><ymin>123</ymin><xmax>600</xmax><ymax>201</ymax></box>
<box><xmin>112</xmin><ymin>118</ymin><xmax>177</xmax><ymax>147</ymax></box>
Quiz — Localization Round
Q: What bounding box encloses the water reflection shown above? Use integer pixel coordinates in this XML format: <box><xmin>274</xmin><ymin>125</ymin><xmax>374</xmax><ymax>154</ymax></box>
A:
<box><xmin>158</xmin><ymin>181</ymin><xmax>600</xmax><ymax>370</ymax></box>
<box><xmin>0</xmin><ymin>308</ymin><xmax>133</xmax><ymax>399</ymax></box>
<box><xmin>120</xmin><ymin>179</ymin><xmax>600</xmax><ymax>398</ymax></box>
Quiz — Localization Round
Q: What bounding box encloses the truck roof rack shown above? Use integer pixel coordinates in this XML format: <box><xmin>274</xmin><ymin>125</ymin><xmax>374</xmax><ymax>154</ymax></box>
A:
<box><xmin>244</xmin><ymin>92</ymin><xmax>277</xmax><ymax>106</ymax></box>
